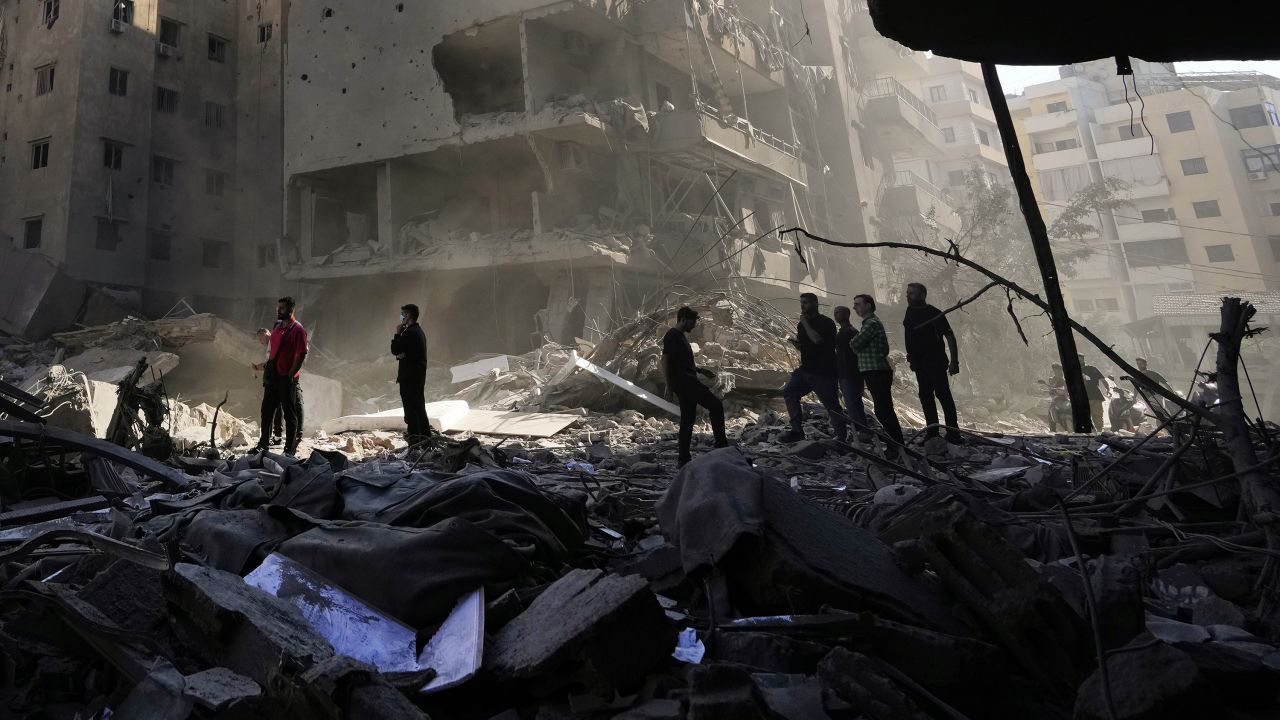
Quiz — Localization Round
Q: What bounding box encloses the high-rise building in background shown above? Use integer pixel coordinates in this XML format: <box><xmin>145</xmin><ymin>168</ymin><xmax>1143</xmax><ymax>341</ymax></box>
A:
<box><xmin>0</xmin><ymin>0</ymin><xmax>284</xmax><ymax>322</ymax></box>
<box><xmin>1009</xmin><ymin>61</ymin><xmax>1280</xmax><ymax>365</ymax></box>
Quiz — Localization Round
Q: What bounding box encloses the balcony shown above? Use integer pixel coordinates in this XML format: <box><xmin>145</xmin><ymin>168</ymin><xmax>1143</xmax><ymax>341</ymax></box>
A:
<box><xmin>1123</xmin><ymin>177</ymin><xmax>1172</xmax><ymax>200</ymax></box>
<box><xmin>631</xmin><ymin>0</ymin><xmax>786</xmax><ymax>92</ymax></box>
<box><xmin>1032</xmin><ymin>146</ymin><xmax>1088</xmax><ymax>172</ymax></box>
<box><xmin>1117</xmin><ymin>221</ymin><xmax>1183</xmax><ymax>243</ymax></box>
<box><xmin>1095</xmin><ymin>136</ymin><xmax>1156</xmax><ymax>161</ymax></box>
<box><xmin>880</xmin><ymin>170</ymin><xmax>962</xmax><ymax>233</ymax></box>
<box><xmin>1023</xmin><ymin>110</ymin><xmax>1079</xmax><ymax>135</ymax></box>
<box><xmin>864</xmin><ymin>77</ymin><xmax>943</xmax><ymax>155</ymax></box>
<box><xmin>651</xmin><ymin>102</ymin><xmax>806</xmax><ymax>185</ymax></box>
<box><xmin>932</xmin><ymin>98</ymin><xmax>996</xmax><ymax>125</ymax></box>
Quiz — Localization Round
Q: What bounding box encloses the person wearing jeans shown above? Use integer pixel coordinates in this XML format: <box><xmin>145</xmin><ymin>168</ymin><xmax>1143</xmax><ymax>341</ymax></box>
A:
<box><xmin>849</xmin><ymin>294</ymin><xmax>903</xmax><ymax>456</ymax></box>
<box><xmin>781</xmin><ymin>293</ymin><xmax>846</xmax><ymax>443</ymax></box>
<box><xmin>834</xmin><ymin>305</ymin><xmax>872</xmax><ymax>442</ymax></box>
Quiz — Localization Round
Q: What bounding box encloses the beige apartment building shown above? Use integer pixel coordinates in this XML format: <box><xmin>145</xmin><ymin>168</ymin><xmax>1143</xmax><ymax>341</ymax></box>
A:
<box><xmin>0</xmin><ymin>0</ymin><xmax>284</xmax><ymax>322</ymax></box>
<box><xmin>1010</xmin><ymin>63</ymin><xmax>1280</xmax><ymax>366</ymax></box>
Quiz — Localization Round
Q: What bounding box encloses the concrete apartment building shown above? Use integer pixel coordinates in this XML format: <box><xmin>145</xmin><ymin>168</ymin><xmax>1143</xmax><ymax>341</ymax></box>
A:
<box><xmin>278</xmin><ymin>0</ymin><xmax>1004</xmax><ymax>361</ymax></box>
<box><xmin>1009</xmin><ymin>62</ymin><xmax>1280</xmax><ymax>365</ymax></box>
<box><xmin>0</xmin><ymin>0</ymin><xmax>283</xmax><ymax>322</ymax></box>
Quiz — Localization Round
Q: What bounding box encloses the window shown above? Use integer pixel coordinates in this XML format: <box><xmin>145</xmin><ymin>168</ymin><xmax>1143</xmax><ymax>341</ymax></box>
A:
<box><xmin>1242</xmin><ymin>145</ymin><xmax>1280</xmax><ymax>175</ymax></box>
<box><xmin>1166</xmin><ymin>110</ymin><xmax>1194</xmax><ymax>133</ymax></box>
<box><xmin>95</xmin><ymin>219</ymin><xmax>123</xmax><ymax>251</ymax></box>
<box><xmin>1096</xmin><ymin>298</ymin><xmax>1120</xmax><ymax>312</ymax></box>
<box><xmin>1192</xmin><ymin>200</ymin><xmax>1221</xmax><ymax>218</ymax></box>
<box><xmin>928</xmin><ymin>85</ymin><xmax>946</xmax><ymax>103</ymax></box>
<box><xmin>205</xmin><ymin>169</ymin><xmax>226</xmax><ymax>196</ymax></box>
<box><xmin>1033</xmin><ymin>142</ymin><xmax>1056</xmax><ymax>155</ymax></box>
<box><xmin>257</xmin><ymin>242</ymin><xmax>277</xmax><ymax>268</ymax></box>
<box><xmin>1205</xmin><ymin>244</ymin><xmax>1235</xmax><ymax>263</ymax></box>
<box><xmin>159</xmin><ymin>18</ymin><xmax>180</xmax><ymax>47</ymax></box>
<box><xmin>1141</xmin><ymin>208</ymin><xmax>1176</xmax><ymax>223</ymax></box>
<box><xmin>35</xmin><ymin>64</ymin><xmax>55</xmax><ymax>96</ymax></box>
<box><xmin>23</xmin><ymin>217</ymin><xmax>43</xmax><ymax>249</ymax></box>
<box><xmin>258</xmin><ymin>23</ymin><xmax>273</xmax><ymax>43</ymax></box>
<box><xmin>942</xmin><ymin>127</ymin><xmax>956</xmax><ymax>143</ymax></box>
<box><xmin>108</xmin><ymin>67</ymin><xmax>129</xmax><ymax>96</ymax></box>
<box><xmin>1054</xmin><ymin>138</ymin><xmax>1080</xmax><ymax>151</ymax></box>
<box><xmin>103</xmin><ymin>139</ymin><xmax>124</xmax><ymax>170</ymax></box>
<box><xmin>947</xmin><ymin>169</ymin><xmax>967</xmax><ymax>187</ymax></box>
<box><xmin>201</xmin><ymin>238</ymin><xmax>226</xmax><ymax>268</ymax></box>
<box><xmin>155</xmin><ymin>86</ymin><xmax>178</xmax><ymax>113</ymax></box>
<box><xmin>42</xmin><ymin>0</ymin><xmax>59</xmax><ymax>26</ymax></box>
<box><xmin>1119</xmin><ymin>124</ymin><xmax>1145</xmax><ymax>140</ymax></box>
<box><xmin>31</xmin><ymin>140</ymin><xmax>50</xmax><ymax>170</ymax></box>
<box><xmin>1036</xmin><ymin>164</ymin><xmax>1091</xmax><ymax>201</ymax></box>
<box><xmin>967</xmin><ymin>88</ymin><xmax>980</xmax><ymax>104</ymax></box>
<box><xmin>1268</xmin><ymin>103</ymin><xmax>1280</xmax><ymax>127</ymax></box>
<box><xmin>152</xmin><ymin>155</ymin><xmax>174</xmax><ymax>185</ymax></box>
<box><xmin>1271</xmin><ymin>202</ymin><xmax>1280</xmax><ymax>217</ymax></box>
<box><xmin>1123</xmin><ymin>238</ymin><xmax>1189</xmax><ymax>268</ymax></box>
<box><xmin>208</xmin><ymin>35</ymin><xmax>227</xmax><ymax>62</ymax></box>
<box><xmin>1270</xmin><ymin>236</ymin><xmax>1280</xmax><ymax>262</ymax></box>
<box><xmin>204</xmin><ymin>101</ymin><xmax>225</xmax><ymax>129</ymax></box>
<box><xmin>113</xmin><ymin>1</ymin><xmax>134</xmax><ymax>24</ymax></box>
<box><xmin>1075</xmin><ymin>298</ymin><xmax>1096</xmax><ymax>311</ymax></box>
<box><xmin>1228</xmin><ymin>105</ymin><xmax>1268</xmax><ymax>129</ymax></box>
<box><xmin>1180</xmin><ymin>157</ymin><xmax>1208</xmax><ymax>175</ymax></box>
<box><xmin>149</xmin><ymin>231</ymin><xmax>171</xmax><ymax>261</ymax></box>
<box><xmin>977</xmin><ymin>129</ymin><xmax>991</xmax><ymax>146</ymax></box>
<box><xmin>1046</xmin><ymin>100</ymin><xmax>1069</xmax><ymax>113</ymax></box>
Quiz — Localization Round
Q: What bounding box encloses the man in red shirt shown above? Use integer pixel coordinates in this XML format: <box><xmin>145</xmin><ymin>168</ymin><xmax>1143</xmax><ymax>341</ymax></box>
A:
<box><xmin>255</xmin><ymin>296</ymin><xmax>309</xmax><ymax>455</ymax></box>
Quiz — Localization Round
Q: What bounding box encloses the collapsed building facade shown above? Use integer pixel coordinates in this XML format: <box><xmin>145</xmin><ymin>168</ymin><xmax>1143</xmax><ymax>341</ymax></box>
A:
<box><xmin>280</xmin><ymin>0</ymin><xmax>1006</xmax><ymax>362</ymax></box>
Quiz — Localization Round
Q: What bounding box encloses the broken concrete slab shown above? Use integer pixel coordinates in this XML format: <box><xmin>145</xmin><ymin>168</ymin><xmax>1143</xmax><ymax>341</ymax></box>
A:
<box><xmin>1074</xmin><ymin>634</ymin><xmax>1209</xmax><ymax>720</ymax></box>
<box><xmin>182</xmin><ymin>667</ymin><xmax>263</xmax><ymax>713</ymax></box>
<box><xmin>486</xmin><ymin>568</ymin><xmax>674</xmax><ymax>688</ymax></box>
<box><xmin>321</xmin><ymin>401</ymin><xmax>470</xmax><ymax>435</ymax></box>
<box><xmin>162</xmin><ymin>563</ymin><xmax>335</xmax><ymax>688</ymax></box>
<box><xmin>61</xmin><ymin>347</ymin><xmax>181</xmax><ymax>384</ymax></box>
<box><xmin>574</xmin><ymin>352</ymin><xmax>680</xmax><ymax>416</ymax></box>
<box><xmin>817</xmin><ymin>647</ymin><xmax>929</xmax><ymax>720</ymax></box>
<box><xmin>452</xmin><ymin>355</ymin><xmax>511</xmax><ymax>384</ymax></box>
<box><xmin>0</xmin><ymin>244</ymin><xmax>127</xmax><ymax>339</ymax></box>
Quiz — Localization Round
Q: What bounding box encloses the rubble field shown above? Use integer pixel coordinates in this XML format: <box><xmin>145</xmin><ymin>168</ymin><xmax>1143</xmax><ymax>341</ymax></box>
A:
<box><xmin>0</xmin><ymin>298</ymin><xmax>1278</xmax><ymax>719</ymax></box>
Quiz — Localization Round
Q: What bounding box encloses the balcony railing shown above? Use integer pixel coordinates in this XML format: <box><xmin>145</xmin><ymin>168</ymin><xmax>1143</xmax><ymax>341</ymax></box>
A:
<box><xmin>888</xmin><ymin>170</ymin><xmax>953</xmax><ymax>207</ymax></box>
<box><xmin>864</xmin><ymin>77</ymin><xmax>938</xmax><ymax>126</ymax></box>
<box><xmin>696</xmin><ymin>100</ymin><xmax>800</xmax><ymax>158</ymax></box>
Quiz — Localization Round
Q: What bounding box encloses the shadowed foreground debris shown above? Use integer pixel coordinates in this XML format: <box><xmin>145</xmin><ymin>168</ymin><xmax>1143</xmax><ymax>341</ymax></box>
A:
<box><xmin>0</xmin><ymin>299</ymin><xmax>1278</xmax><ymax>719</ymax></box>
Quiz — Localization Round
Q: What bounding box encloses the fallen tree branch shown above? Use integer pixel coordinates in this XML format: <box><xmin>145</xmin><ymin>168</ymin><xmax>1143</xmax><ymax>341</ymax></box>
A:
<box><xmin>913</xmin><ymin>281</ymin><xmax>1000</xmax><ymax>329</ymax></box>
<box><xmin>779</xmin><ymin>227</ymin><xmax>1210</xmax><ymax>422</ymax></box>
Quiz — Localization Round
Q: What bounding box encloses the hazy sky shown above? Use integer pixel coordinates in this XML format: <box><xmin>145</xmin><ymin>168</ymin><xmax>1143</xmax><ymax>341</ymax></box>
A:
<box><xmin>996</xmin><ymin>61</ymin><xmax>1280</xmax><ymax>94</ymax></box>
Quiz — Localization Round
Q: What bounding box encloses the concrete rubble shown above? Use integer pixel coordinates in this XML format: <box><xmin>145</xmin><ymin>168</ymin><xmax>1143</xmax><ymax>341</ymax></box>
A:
<box><xmin>1</xmin><ymin>301</ymin><xmax>1280</xmax><ymax>718</ymax></box>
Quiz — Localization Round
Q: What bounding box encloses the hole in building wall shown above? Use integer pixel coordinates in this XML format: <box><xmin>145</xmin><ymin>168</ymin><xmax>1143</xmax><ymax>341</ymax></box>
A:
<box><xmin>432</xmin><ymin>19</ymin><xmax>525</xmax><ymax>120</ymax></box>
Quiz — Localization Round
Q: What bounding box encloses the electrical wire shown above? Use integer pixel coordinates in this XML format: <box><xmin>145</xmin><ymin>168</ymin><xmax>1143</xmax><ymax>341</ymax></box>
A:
<box><xmin>1039</xmin><ymin>199</ymin><xmax>1280</xmax><ymax>245</ymax></box>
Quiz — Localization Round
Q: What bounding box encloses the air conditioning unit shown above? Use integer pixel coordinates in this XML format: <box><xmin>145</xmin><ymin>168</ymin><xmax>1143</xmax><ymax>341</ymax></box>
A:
<box><xmin>156</xmin><ymin>42</ymin><xmax>176</xmax><ymax>57</ymax></box>
<box><xmin>110</xmin><ymin>18</ymin><xmax>126</xmax><ymax>33</ymax></box>
<box><xmin>1247</xmin><ymin>170</ymin><xmax>1268</xmax><ymax>181</ymax></box>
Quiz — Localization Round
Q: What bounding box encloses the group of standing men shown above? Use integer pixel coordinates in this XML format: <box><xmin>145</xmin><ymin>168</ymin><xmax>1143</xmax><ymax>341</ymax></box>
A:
<box><xmin>663</xmin><ymin>283</ymin><xmax>964</xmax><ymax>465</ymax></box>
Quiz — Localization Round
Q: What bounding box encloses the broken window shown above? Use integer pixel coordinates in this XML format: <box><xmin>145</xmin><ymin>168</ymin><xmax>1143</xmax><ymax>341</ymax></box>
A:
<box><xmin>159</xmin><ymin>17</ymin><xmax>180</xmax><ymax>48</ymax></box>
<box><xmin>204</xmin><ymin>101</ymin><xmax>226</xmax><ymax>129</ymax></box>
<box><xmin>156</xmin><ymin>86</ymin><xmax>178</xmax><ymax>113</ymax></box>
<box><xmin>258</xmin><ymin>23</ymin><xmax>272</xmax><ymax>44</ymax></box>
<box><xmin>149</xmin><ymin>230</ymin><xmax>171</xmax><ymax>261</ymax></box>
<box><xmin>1166</xmin><ymin>110</ymin><xmax>1194</xmax><ymax>133</ymax></box>
<box><xmin>35</xmin><ymin>64</ymin><xmax>54</xmax><ymax>96</ymax></box>
<box><xmin>1045</xmin><ymin>100</ymin><xmax>1068</xmax><ymax>113</ymax></box>
<box><xmin>433</xmin><ymin>20</ymin><xmax>525</xmax><ymax>119</ymax></box>
<box><xmin>1192</xmin><ymin>200</ymin><xmax>1221</xmax><ymax>218</ymax></box>
<box><xmin>205</xmin><ymin>169</ymin><xmax>227</xmax><ymax>196</ymax></box>
<box><xmin>1180</xmin><ymin>157</ymin><xmax>1208</xmax><ymax>176</ymax></box>
<box><xmin>109</xmin><ymin>67</ymin><xmax>129</xmax><ymax>96</ymax></box>
<box><xmin>31</xmin><ymin>139</ymin><xmax>50</xmax><ymax>170</ymax></box>
<box><xmin>152</xmin><ymin>155</ymin><xmax>175</xmax><ymax>185</ymax></box>
<box><xmin>42</xmin><ymin>0</ymin><xmax>58</xmax><ymax>27</ymax></box>
<box><xmin>1205</xmin><ymin>244</ymin><xmax>1235</xmax><ymax>262</ymax></box>
<box><xmin>1228</xmin><ymin>105</ymin><xmax>1268</xmax><ymax>130</ymax></box>
<box><xmin>23</xmin><ymin>217</ymin><xmax>43</xmax><ymax>249</ymax></box>
<box><xmin>103</xmin><ymin>139</ymin><xmax>124</xmax><ymax>170</ymax></box>
<box><xmin>95</xmin><ymin>218</ymin><xmax>123</xmax><ymax>250</ymax></box>
<box><xmin>208</xmin><ymin>34</ymin><xmax>228</xmax><ymax>63</ymax></box>
<box><xmin>202</xmin><ymin>238</ymin><xmax>226</xmax><ymax>268</ymax></box>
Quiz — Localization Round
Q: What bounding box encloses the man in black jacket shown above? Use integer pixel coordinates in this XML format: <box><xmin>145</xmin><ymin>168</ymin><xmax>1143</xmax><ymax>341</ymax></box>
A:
<box><xmin>391</xmin><ymin>304</ymin><xmax>430</xmax><ymax>441</ymax></box>
<box><xmin>662</xmin><ymin>306</ymin><xmax>728</xmax><ymax>466</ymax></box>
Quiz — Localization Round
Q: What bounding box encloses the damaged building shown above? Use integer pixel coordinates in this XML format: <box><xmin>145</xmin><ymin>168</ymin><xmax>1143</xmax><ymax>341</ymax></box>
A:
<box><xmin>280</xmin><ymin>0</ymin><xmax>1005</xmax><ymax>362</ymax></box>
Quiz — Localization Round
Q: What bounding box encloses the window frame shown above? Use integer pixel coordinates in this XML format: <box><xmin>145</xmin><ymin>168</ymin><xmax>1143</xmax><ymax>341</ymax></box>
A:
<box><xmin>257</xmin><ymin>23</ymin><xmax>273</xmax><ymax>43</ymax></box>
<box><xmin>208</xmin><ymin>34</ymin><xmax>228</xmax><ymax>63</ymax></box>
<box><xmin>1046</xmin><ymin>100</ymin><xmax>1069</xmax><ymax>113</ymax></box>
<box><xmin>152</xmin><ymin>155</ymin><xmax>175</xmax><ymax>186</ymax></box>
<box><xmin>1205</xmin><ymin>244</ymin><xmax>1235</xmax><ymax>263</ymax></box>
<box><xmin>108</xmin><ymin>67</ymin><xmax>129</xmax><ymax>96</ymax></box>
<box><xmin>1179</xmin><ymin>157</ymin><xmax>1209</xmax><ymax>176</ymax></box>
<box><xmin>204</xmin><ymin>101</ymin><xmax>226</xmax><ymax>129</ymax></box>
<box><xmin>103</xmin><ymin>139</ymin><xmax>125</xmax><ymax>171</ymax></box>
<box><xmin>42</xmin><ymin>0</ymin><xmax>59</xmax><ymax>26</ymax></box>
<box><xmin>35</xmin><ymin>64</ymin><xmax>55</xmax><ymax>96</ymax></box>
<box><xmin>30</xmin><ymin>139</ymin><xmax>51</xmax><ymax>170</ymax></box>
<box><xmin>1192</xmin><ymin>200</ymin><xmax>1221</xmax><ymax>219</ymax></box>
<box><xmin>158</xmin><ymin>17</ymin><xmax>181</xmax><ymax>48</ymax></box>
<box><xmin>928</xmin><ymin>85</ymin><xmax>946</xmax><ymax>103</ymax></box>
<box><xmin>23</xmin><ymin>216</ymin><xmax>44</xmax><ymax>249</ymax></box>
<box><xmin>205</xmin><ymin>169</ymin><xmax>227</xmax><ymax>196</ymax></box>
<box><xmin>1166</xmin><ymin>110</ymin><xmax>1194</xmax><ymax>133</ymax></box>
<box><xmin>942</xmin><ymin>126</ymin><xmax>956</xmax><ymax>143</ymax></box>
<box><xmin>155</xmin><ymin>86</ymin><xmax>179</xmax><ymax>113</ymax></box>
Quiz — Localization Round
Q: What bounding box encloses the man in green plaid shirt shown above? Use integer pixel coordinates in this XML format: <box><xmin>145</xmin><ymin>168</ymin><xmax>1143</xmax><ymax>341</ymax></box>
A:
<box><xmin>850</xmin><ymin>294</ymin><xmax>903</xmax><ymax>453</ymax></box>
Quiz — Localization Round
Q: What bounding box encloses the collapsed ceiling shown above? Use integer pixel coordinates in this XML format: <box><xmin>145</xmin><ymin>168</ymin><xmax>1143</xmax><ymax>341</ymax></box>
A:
<box><xmin>870</xmin><ymin>0</ymin><xmax>1280</xmax><ymax>66</ymax></box>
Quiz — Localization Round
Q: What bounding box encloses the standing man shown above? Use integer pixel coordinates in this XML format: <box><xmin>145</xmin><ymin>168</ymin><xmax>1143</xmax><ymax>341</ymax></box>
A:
<box><xmin>834</xmin><ymin>306</ymin><xmax>871</xmax><ymax>443</ymax></box>
<box><xmin>780</xmin><ymin>293</ymin><xmax>846</xmax><ymax>443</ymax></box>
<box><xmin>1080</xmin><ymin>354</ymin><xmax>1106</xmax><ymax>431</ymax></box>
<box><xmin>392</xmin><ymin>304</ymin><xmax>430</xmax><ymax>442</ymax></box>
<box><xmin>1134</xmin><ymin>356</ymin><xmax>1174</xmax><ymax>416</ymax></box>
<box><xmin>251</xmin><ymin>327</ymin><xmax>283</xmax><ymax>447</ymax></box>
<box><xmin>256</xmin><ymin>297</ymin><xmax>308</xmax><ymax>456</ymax></box>
<box><xmin>849</xmin><ymin>294</ymin><xmax>904</xmax><ymax>455</ymax></box>
<box><xmin>903</xmin><ymin>283</ymin><xmax>962</xmax><ymax>444</ymax></box>
<box><xmin>662</xmin><ymin>306</ymin><xmax>728</xmax><ymax>466</ymax></box>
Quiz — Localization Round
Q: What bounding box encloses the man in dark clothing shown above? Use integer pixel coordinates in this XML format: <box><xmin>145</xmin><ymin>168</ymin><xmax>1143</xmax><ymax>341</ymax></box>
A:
<box><xmin>252</xmin><ymin>325</ymin><xmax>283</xmax><ymax>446</ymax></box>
<box><xmin>392</xmin><ymin>303</ymin><xmax>431</xmax><ymax>442</ymax></box>
<box><xmin>1080</xmin><ymin>354</ymin><xmax>1106</xmax><ymax>431</ymax></box>
<box><xmin>850</xmin><ymin>294</ymin><xmax>904</xmax><ymax>456</ymax></box>
<box><xmin>903</xmin><ymin>283</ymin><xmax>962</xmax><ymax>443</ymax></box>
<box><xmin>1135</xmin><ymin>356</ymin><xmax>1174</xmax><ymax>416</ymax></box>
<box><xmin>781</xmin><ymin>293</ymin><xmax>846</xmax><ymax>443</ymax></box>
<box><xmin>834</xmin><ymin>306</ymin><xmax>871</xmax><ymax>442</ymax></box>
<box><xmin>662</xmin><ymin>306</ymin><xmax>728</xmax><ymax>466</ymax></box>
<box><xmin>256</xmin><ymin>297</ymin><xmax>308</xmax><ymax>456</ymax></box>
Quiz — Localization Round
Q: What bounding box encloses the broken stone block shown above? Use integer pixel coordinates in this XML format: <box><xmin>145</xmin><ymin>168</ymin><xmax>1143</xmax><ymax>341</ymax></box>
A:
<box><xmin>1074</xmin><ymin>633</ymin><xmax>1208</xmax><ymax>720</ymax></box>
<box><xmin>162</xmin><ymin>563</ymin><xmax>334</xmax><ymax>689</ymax></box>
<box><xmin>183</xmin><ymin>667</ymin><xmax>263</xmax><ymax>713</ymax></box>
<box><xmin>817</xmin><ymin>647</ymin><xmax>928</xmax><ymax>720</ymax></box>
<box><xmin>752</xmin><ymin>673</ymin><xmax>831</xmax><ymax>720</ymax></box>
<box><xmin>706</xmin><ymin>632</ymin><xmax>830</xmax><ymax>674</ymax></box>
<box><xmin>486</xmin><ymin>568</ymin><xmax>675</xmax><ymax>690</ymax></box>
<box><xmin>685</xmin><ymin>663</ymin><xmax>775</xmax><ymax>720</ymax></box>
<box><xmin>297</xmin><ymin>655</ymin><xmax>430</xmax><ymax>720</ymax></box>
